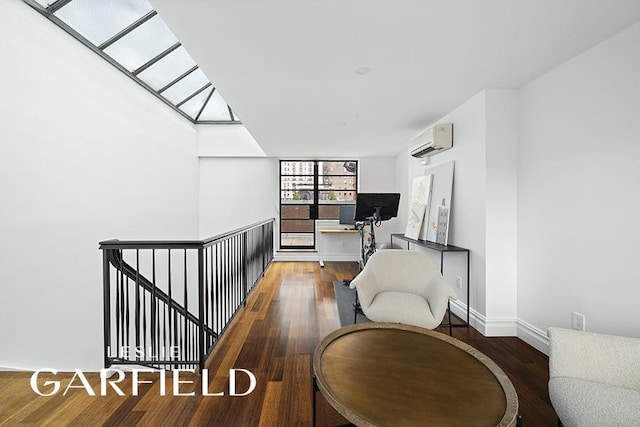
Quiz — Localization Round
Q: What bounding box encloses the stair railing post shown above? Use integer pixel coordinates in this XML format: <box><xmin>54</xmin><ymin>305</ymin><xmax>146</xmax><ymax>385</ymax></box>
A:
<box><xmin>102</xmin><ymin>249</ymin><xmax>112</xmax><ymax>369</ymax></box>
<box><xmin>197</xmin><ymin>247</ymin><xmax>206</xmax><ymax>373</ymax></box>
<box><xmin>242</xmin><ymin>231</ymin><xmax>248</xmax><ymax>305</ymax></box>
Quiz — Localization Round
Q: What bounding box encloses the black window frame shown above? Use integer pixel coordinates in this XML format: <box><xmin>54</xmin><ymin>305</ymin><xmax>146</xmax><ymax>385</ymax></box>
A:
<box><xmin>279</xmin><ymin>160</ymin><xmax>358</xmax><ymax>250</ymax></box>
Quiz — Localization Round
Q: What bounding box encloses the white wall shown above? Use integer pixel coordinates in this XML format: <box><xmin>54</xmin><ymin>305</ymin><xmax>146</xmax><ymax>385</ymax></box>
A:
<box><xmin>198</xmin><ymin>157</ymin><xmax>279</xmax><ymax>238</ymax></box>
<box><xmin>402</xmin><ymin>92</ymin><xmax>488</xmax><ymax>328</ymax></box>
<box><xmin>485</xmin><ymin>90</ymin><xmax>519</xmax><ymax>333</ymax></box>
<box><xmin>397</xmin><ymin>90</ymin><xmax>519</xmax><ymax>336</ymax></box>
<box><xmin>197</xmin><ymin>124</ymin><xmax>266</xmax><ymax>157</ymax></box>
<box><xmin>394</xmin><ymin>19</ymin><xmax>640</xmax><ymax>348</ymax></box>
<box><xmin>517</xmin><ymin>20</ymin><xmax>640</xmax><ymax>349</ymax></box>
<box><xmin>359</xmin><ymin>157</ymin><xmax>402</xmax><ymax>244</ymax></box>
<box><xmin>0</xmin><ymin>0</ymin><xmax>199</xmax><ymax>370</ymax></box>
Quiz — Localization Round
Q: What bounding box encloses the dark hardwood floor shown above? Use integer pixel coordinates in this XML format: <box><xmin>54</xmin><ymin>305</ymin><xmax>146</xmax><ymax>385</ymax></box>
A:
<box><xmin>0</xmin><ymin>261</ymin><xmax>557</xmax><ymax>426</ymax></box>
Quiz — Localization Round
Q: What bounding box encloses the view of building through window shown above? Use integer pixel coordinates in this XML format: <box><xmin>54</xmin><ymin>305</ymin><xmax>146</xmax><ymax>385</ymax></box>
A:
<box><xmin>280</xmin><ymin>160</ymin><xmax>358</xmax><ymax>249</ymax></box>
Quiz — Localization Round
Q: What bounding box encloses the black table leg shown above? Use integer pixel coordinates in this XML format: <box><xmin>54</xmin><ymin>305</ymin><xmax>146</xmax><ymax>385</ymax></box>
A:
<box><xmin>312</xmin><ymin>375</ymin><xmax>318</xmax><ymax>426</ymax></box>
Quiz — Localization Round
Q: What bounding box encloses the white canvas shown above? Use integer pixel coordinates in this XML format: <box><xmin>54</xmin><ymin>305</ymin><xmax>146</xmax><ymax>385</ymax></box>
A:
<box><xmin>407</xmin><ymin>175</ymin><xmax>433</xmax><ymax>240</ymax></box>
<box><xmin>405</xmin><ymin>202</ymin><xmax>426</xmax><ymax>239</ymax></box>
<box><xmin>421</xmin><ymin>161</ymin><xmax>455</xmax><ymax>242</ymax></box>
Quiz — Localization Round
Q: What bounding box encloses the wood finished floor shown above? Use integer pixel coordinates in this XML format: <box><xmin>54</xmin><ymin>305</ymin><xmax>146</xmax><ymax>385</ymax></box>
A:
<box><xmin>0</xmin><ymin>261</ymin><xmax>557</xmax><ymax>426</ymax></box>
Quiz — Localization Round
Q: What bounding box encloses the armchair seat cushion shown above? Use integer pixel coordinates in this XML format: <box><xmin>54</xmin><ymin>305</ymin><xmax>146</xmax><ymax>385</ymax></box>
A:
<box><xmin>549</xmin><ymin>377</ymin><xmax>640</xmax><ymax>427</ymax></box>
<box><xmin>366</xmin><ymin>291</ymin><xmax>438</xmax><ymax>329</ymax></box>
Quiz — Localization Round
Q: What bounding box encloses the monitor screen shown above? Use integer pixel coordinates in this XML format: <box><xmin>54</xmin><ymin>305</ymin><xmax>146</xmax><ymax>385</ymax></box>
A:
<box><xmin>339</xmin><ymin>205</ymin><xmax>356</xmax><ymax>225</ymax></box>
<box><xmin>354</xmin><ymin>193</ymin><xmax>401</xmax><ymax>221</ymax></box>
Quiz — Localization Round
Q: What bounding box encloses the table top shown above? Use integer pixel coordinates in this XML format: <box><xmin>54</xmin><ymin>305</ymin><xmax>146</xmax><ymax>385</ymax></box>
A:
<box><xmin>318</xmin><ymin>228</ymin><xmax>360</xmax><ymax>233</ymax></box>
<box><xmin>313</xmin><ymin>323</ymin><xmax>518</xmax><ymax>427</ymax></box>
<box><xmin>390</xmin><ymin>233</ymin><xmax>469</xmax><ymax>252</ymax></box>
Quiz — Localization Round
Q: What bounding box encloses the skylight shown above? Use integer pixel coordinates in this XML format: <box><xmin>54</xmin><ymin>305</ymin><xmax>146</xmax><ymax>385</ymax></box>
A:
<box><xmin>24</xmin><ymin>0</ymin><xmax>240</xmax><ymax>124</ymax></box>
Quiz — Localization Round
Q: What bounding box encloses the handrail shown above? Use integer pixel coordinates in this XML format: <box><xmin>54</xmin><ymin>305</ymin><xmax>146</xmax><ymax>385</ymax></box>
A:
<box><xmin>99</xmin><ymin>218</ymin><xmax>275</xmax><ymax>249</ymax></box>
<box><xmin>100</xmin><ymin>218</ymin><xmax>275</xmax><ymax>371</ymax></box>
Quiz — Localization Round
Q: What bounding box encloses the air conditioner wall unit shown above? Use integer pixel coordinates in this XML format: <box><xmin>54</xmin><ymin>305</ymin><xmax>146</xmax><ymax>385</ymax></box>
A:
<box><xmin>409</xmin><ymin>123</ymin><xmax>453</xmax><ymax>158</ymax></box>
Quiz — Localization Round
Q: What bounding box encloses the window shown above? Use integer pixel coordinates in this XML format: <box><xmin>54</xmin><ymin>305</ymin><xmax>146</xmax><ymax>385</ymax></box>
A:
<box><xmin>280</xmin><ymin>160</ymin><xmax>358</xmax><ymax>249</ymax></box>
<box><xmin>23</xmin><ymin>0</ymin><xmax>239</xmax><ymax>124</ymax></box>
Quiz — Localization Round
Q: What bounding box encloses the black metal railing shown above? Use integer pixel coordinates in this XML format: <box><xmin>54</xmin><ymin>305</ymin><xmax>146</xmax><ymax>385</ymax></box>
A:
<box><xmin>99</xmin><ymin>218</ymin><xmax>274</xmax><ymax>371</ymax></box>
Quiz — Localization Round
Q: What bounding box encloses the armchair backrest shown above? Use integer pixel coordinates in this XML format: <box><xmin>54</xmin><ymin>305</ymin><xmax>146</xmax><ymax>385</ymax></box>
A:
<box><xmin>351</xmin><ymin>250</ymin><xmax>444</xmax><ymax>308</ymax></box>
<box><xmin>549</xmin><ymin>327</ymin><xmax>640</xmax><ymax>391</ymax></box>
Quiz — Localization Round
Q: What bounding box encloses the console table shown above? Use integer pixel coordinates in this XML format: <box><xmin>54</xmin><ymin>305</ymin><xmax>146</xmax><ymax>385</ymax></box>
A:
<box><xmin>313</xmin><ymin>323</ymin><xmax>520</xmax><ymax>426</ymax></box>
<box><xmin>390</xmin><ymin>233</ymin><xmax>470</xmax><ymax>327</ymax></box>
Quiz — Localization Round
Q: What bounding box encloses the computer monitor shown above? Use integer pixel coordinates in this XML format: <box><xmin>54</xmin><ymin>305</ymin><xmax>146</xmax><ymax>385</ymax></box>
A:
<box><xmin>339</xmin><ymin>205</ymin><xmax>356</xmax><ymax>226</ymax></box>
<box><xmin>354</xmin><ymin>193</ymin><xmax>400</xmax><ymax>222</ymax></box>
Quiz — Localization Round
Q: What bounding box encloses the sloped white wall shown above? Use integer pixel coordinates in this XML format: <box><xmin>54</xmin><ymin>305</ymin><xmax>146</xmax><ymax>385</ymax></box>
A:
<box><xmin>0</xmin><ymin>0</ymin><xmax>199</xmax><ymax>370</ymax></box>
<box><xmin>517</xmin><ymin>20</ymin><xmax>640</xmax><ymax>349</ymax></box>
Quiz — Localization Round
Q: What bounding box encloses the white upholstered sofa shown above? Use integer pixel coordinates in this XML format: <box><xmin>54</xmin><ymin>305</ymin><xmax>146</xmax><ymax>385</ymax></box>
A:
<box><xmin>548</xmin><ymin>327</ymin><xmax>640</xmax><ymax>426</ymax></box>
<box><xmin>349</xmin><ymin>249</ymin><xmax>456</xmax><ymax>330</ymax></box>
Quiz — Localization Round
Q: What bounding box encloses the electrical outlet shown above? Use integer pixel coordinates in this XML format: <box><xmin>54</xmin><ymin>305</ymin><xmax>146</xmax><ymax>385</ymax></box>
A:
<box><xmin>572</xmin><ymin>312</ymin><xmax>585</xmax><ymax>331</ymax></box>
<box><xmin>456</xmin><ymin>277</ymin><xmax>463</xmax><ymax>289</ymax></box>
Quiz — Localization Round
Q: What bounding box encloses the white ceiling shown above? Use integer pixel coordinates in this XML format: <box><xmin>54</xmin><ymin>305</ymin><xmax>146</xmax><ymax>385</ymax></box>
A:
<box><xmin>151</xmin><ymin>0</ymin><xmax>640</xmax><ymax>158</ymax></box>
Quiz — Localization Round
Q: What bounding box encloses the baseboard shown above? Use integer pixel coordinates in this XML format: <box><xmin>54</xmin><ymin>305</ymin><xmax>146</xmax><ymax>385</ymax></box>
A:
<box><xmin>483</xmin><ymin>317</ymin><xmax>518</xmax><ymax>336</ymax></box>
<box><xmin>449</xmin><ymin>299</ymin><xmax>470</xmax><ymax>324</ymax></box>
<box><xmin>274</xmin><ymin>251</ymin><xmax>318</xmax><ymax>262</ymax></box>
<box><xmin>0</xmin><ymin>365</ymin><xmax>26</xmax><ymax>371</ymax></box>
<box><xmin>274</xmin><ymin>251</ymin><xmax>358</xmax><ymax>263</ymax></box>
<box><xmin>450</xmin><ymin>300</ymin><xmax>485</xmax><ymax>334</ymax></box>
<box><xmin>517</xmin><ymin>319</ymin><xmax>550</xmax><ymax>355</ymax></box>
<box><xmin>320</xmin><ymin>255</ymin><xmax>360</xmax><ymax>263</ymax></box>
<box><xmin>449</xmin><ymin>300</ymin><xmax>517</xmax><ymax>336</ymax></box>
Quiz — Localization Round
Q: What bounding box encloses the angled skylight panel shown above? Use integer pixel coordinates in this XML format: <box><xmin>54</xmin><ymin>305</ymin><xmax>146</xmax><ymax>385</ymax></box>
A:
<box><xmin>102</xmin><ymin>15</ymin><xmax>178</xmax><ymax>73</ymax></box>
<box><xmin>179</xmin><ymin>86</ymin><xmax>214</xmax><ymax>120</ymax></box>
<box><xmin>54</xmin><ymin>0</ymin><xmax>153</xmax><ymax>47</ymax></box>
<box><xmin>161</xmin><ymin>68</ymin><xmax>210</xmax><ymax>105</ymax></box>
<box><xmin>24</xmin><ymin>0</ymin><xmax>240</xmax><ymax>123</ymax></box>
<box><xmin>199</xmin><ymin>90</ymin><xmax>234</xmax><ymax>121</ymax></box>
<box><xmin>137</xmin><ymin>46</ymin><xmax>196</xmax><ymax>91</ymax></box>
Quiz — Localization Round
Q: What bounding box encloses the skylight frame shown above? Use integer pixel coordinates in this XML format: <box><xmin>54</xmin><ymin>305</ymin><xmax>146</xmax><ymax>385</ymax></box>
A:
<box><xmin>23</xmin><ymin>0</ymin><xmax>240</xmax><ymax>125</ymax></box>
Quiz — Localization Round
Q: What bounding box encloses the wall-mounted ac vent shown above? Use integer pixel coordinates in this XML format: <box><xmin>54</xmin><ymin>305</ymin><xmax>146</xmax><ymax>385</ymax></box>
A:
<box><xmin>409</xmin><ymin>123</ymin><xmax>453</xmax><ymax>158</ymax></box>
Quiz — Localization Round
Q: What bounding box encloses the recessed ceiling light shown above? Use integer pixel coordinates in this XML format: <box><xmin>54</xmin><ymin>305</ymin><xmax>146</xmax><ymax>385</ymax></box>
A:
<box><xmin>337</xmin><ymin>121</ymin><xmax>347</xmax><ymax>127</ymax></box>
<box><xmin>355</xmin><ymin>67</ymin><xmax>371</xmax><ymax>75</ymax></box>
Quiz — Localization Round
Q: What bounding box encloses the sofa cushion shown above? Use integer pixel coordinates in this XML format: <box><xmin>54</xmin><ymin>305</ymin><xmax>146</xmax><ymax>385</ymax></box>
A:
<box><xmin>365</xmin><ymin>291</ymin><xmax>438</xmax><ymax>329</ymax></box>
<box><xmin>549</xmin><ymin>377</ymin><xmax>640</xmax><ymax>427</ymax></box>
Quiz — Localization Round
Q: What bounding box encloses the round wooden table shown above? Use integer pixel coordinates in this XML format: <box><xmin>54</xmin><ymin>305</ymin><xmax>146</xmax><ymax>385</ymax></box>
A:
<box><xmin>313</xmin><ymin>323</ymin><xmax>519</xmax><ymax>426</ymax></box>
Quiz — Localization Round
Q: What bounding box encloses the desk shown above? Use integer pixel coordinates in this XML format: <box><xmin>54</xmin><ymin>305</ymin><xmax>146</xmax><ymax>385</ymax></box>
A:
<box><xmin>317</xmin><ymin>229</ymin><xmax>359</xmax><ymax>267</ymax></box>
<box><xmin>313</xmin><ymin>323</ymin><xmax>519</xmax><ymax>427</ymax></box>
<box><xmin>391</xmin><ymin>233</ymin><xmax>470</xmax><ymax>326</ymax></box>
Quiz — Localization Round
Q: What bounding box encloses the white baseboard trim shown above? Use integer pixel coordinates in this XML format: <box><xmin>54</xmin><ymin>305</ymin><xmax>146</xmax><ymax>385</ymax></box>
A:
<box><xmin>449</xmin><ymin>300</ymin><xmax>517</xmax><ymax>336</ymax></box>
<box><xmin>517</xmin><ymin>319</ymin><xmax>550</xmax><ymax>355</ymax></box>
<box><xmin>274</xmin><ymin>252</ymin><xmax>359</xmax><ymax>263</ymax></box>
<box><xmin>0</xmin><ymin>365</ymin><xmax>26</xmax><ymax>371</ymax></box>
<box><xmin>320</xmin><ymin>255</ymin><xmax>360</xmax><ymax>263</ymax></box>
<box><xmin>483</xmin><ymin>317</ymin><xmax>518</xmax><ymax>337</ymax></box>
<box><xmin>450</xmin><ymin>299</ymin><xmax>484</xmax><ymax>332</ymax></box>
<box><xmin>449</xmin><ymin>298</ymin><xmax>470</xmax><ymax>324</ymax></box>
<box><xmin>274</xmin><ymin>252</ymin><xmax>318</xmax><ymax>262</ymax></box>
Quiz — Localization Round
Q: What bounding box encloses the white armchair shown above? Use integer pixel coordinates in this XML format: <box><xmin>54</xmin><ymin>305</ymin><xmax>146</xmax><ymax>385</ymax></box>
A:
<box><xmin>548</xmin><ymin>327</ymin><xmax>640</xmax><ymax>427</ymax></box>
<box><xmin>349</xmin><ymin>249</ymin><xmax>457</xmax><ymax>331</ymax></box>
